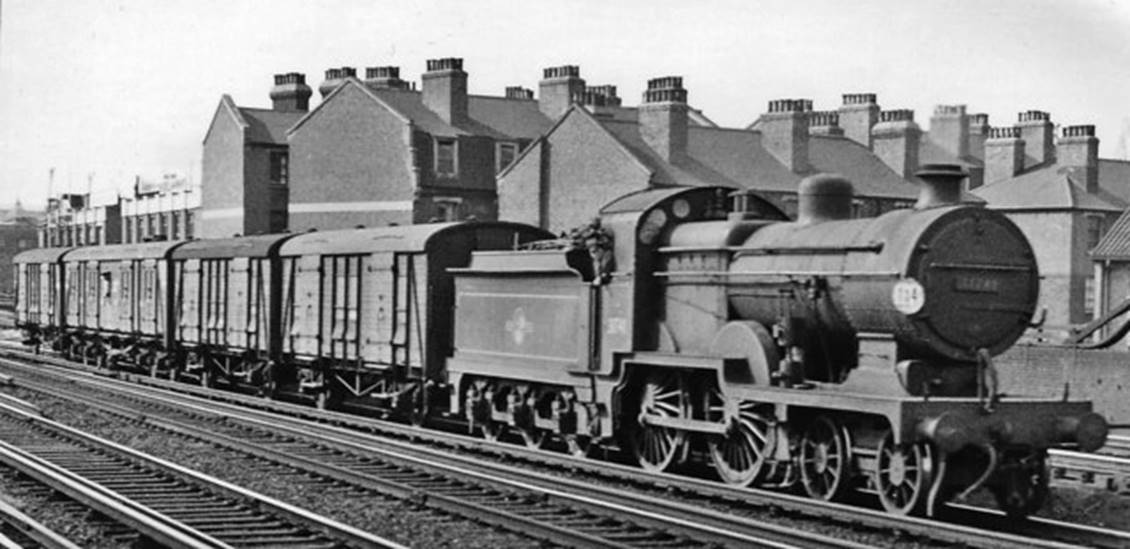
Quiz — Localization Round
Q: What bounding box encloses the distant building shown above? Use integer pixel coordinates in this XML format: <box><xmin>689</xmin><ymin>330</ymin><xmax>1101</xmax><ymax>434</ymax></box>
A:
<box><xmin>121</xmin><ymin>174</ymin><xmax>201</xmax><ymax>243</ymax></box>
<box><xmin>199</xmin><ymin>73</ymin><xmax>308</xmax><ymax>238</ymax></box>
<box><xmin>975</xmin><ymin>121</ymin><xmax>1127</xmax><ymax>330</ymax></box>
<box><xmin>284</xmin><ymin>59</ymin><xmax>555</xmax><ymax>231</ymax></box>
<box><xmin>499</xmin><ymin>77</ymin><xmax>923</xmax><ymax>234</ymax></box>
<box><xmin>39</xmin><ymin>174</ymin><xmax>200</xmax><ymax>247</ymax></box>
<box><xmin>40</xmin><ymin>193</ymin><xmax>119</xmax><ymax>247</ymax></box>
<box><xmin>0</xmin><ymin>204</ymin><xmax>40</xmax><ymax>293</ymax></box>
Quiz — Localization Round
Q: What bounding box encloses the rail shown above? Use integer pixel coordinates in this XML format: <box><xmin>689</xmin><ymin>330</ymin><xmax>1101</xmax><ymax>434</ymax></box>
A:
<box><xmin>0</xmin><ymin>498</ymin><xmax>81</xmax><ymax>549</ymax></box>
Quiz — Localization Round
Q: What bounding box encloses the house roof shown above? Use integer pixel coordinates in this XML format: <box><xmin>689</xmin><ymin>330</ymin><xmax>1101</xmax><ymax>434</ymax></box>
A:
<box><xmin>1099</xmin><ymin>159</ymin><xmax>1130</xmax><ymax>203</ymax></box>
<box><xmin>589</xmin><ymin>109</ymin><xmax>920</xmax><ymax>200</ymax></box>
<box><xmin>238</xmin><ymin>107</ymin><xmax>304</xmax><ymax>145</ymax></box>
<box><xmin>971</xmin><ymin>164</ymin><xmax>1126</xmax><ymax>212</ymax></box>
<box><xmin>1092</xmin><ymin>208</ymin><xmax>1130</xmax><ymax>259</ymax></box>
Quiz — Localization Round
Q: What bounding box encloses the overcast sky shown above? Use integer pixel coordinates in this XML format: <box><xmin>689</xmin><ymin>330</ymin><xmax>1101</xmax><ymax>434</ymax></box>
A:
<box><xmin>1</xmin><ymin>0</ymin><xmax>1128</xmax><ymax>208</ymax></box>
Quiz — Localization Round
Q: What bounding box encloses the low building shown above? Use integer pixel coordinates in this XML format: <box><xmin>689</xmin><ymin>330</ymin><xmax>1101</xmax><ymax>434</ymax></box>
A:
<box><xmin>40</xmin><ymin>193</ymin><xmax>120</xmax><ymax>247</ymax></box>
<box><xmin>121</xmin><ymin>175</ymin><xmax>201</xmax><ymax>243</ymax></box>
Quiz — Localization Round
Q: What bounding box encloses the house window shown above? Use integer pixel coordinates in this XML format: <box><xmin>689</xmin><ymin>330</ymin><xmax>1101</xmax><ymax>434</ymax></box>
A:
<box><xmin>435</xmin><ymin>139</ymin><xmax>457</xmax><ymax>176</ymax></box>
<box><xmin>433</xmin><ymin>197</ymin><xmax>463</xmax><ymax>222</ymax></box>
<box><xmin>269</xmin><ymin>150</ymin><xmax>289</xmax><ymax>184</ymax></box>
<box><xmin>185</xmin><ymin>211</ymin><xmax>195</xmax><ymax>238</ymax></box>
<box><xmin>1086</xmin><ymin>214</ymin><xmax>1106</xmax><ymax>251</ymax></box>
<box><xmin>171</xmin><ymin>212</ymin><xmax>180</xmax><ymax>240</ymax></box>
<box><xmin>496</xmin><ymin>142</ymin><xmax>519</xmax><ymax>173</ymax></box>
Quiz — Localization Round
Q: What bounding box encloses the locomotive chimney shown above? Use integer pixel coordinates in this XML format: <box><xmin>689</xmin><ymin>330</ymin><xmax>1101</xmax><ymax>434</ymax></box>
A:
<box><xmin>914</xmin><ymin>163</ymin><xmax>966</xmax><ymax>209</ymax></box>
<box><xmin>797</xmin><ymin>173</ymin><xmax>854</xmax><ymax>224</ymax></box>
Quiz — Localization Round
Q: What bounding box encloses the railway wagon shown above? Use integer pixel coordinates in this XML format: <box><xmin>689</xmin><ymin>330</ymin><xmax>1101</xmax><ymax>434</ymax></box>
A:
<box><xmin>59</xmin><ymin>241</ymin><xmax>185</xmax><ymax>364</ymax></box>
<box><xmin>276</xmin><ymin>222</ymin><xmax>551</xmax><ymax>411</ymax></box>
<box><xmin>168</xmin><ymin>233</ymin><xmax>296</xmax><ymax>388</ymax></box>
<box><xmin>13</xmin><ymin>247</ymin><xmax>72</xmax><ymax>345</ymax></box>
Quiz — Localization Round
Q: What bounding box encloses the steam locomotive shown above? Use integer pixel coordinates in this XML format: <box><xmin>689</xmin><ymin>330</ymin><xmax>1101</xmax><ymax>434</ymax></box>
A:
<box><xmin>14</xmin><ymin>164</ymin><xmax>1107</xmax><ymax>517</ymax></box>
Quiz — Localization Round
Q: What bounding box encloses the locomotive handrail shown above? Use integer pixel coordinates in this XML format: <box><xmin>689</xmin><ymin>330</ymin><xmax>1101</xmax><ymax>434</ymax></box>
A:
<box><xmin>732</xmin><ymin>243</ymin><xmax>884</xmax><ymax>258</ymax></box>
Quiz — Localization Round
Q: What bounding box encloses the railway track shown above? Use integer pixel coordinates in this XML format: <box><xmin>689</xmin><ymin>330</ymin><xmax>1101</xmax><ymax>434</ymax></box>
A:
<box><xmin>2</xmin><ymin>362</ymin><xmax>874</xmax><ymax>549</ymax></box>
<box><xmin>0</xmin><ymin>497</ymin><xmax>81</xmax><ymax>549</ymax></box>
<box><xmin>1049</xmin><ymin>438</ymin><xmax>1130</xmax><ymax>495</ymax></box>
<box><xmin>0</xmin><ymin>393</ymin><xmax>402</xmax><ymax>548</ymax></box>
<box><xmin>2</xmin><ymin>351</ymin><xmax>1128</xmax><ymax>548</ymax></box>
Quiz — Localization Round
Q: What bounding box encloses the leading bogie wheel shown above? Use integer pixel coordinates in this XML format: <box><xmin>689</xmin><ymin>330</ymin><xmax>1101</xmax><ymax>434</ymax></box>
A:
<box><xmin>705</xmin><ymin>388</ymin><xmax>775</xmax><ymax>487</ymax></box>
<box><xmin>799</xmin><ymin>415</ymin><xmax>852</xmax><ymax>501</ymax></box>
<box><xmin>990</xmin><ymin>451</ymin><xmax>1049</xmax><ymax>518</ymax></box>
<box><xmin>631</xmin><ymin>370</ymin><xmax>688</xmax><ymax>472</ymax></box>
<box><xmin>875</xmin><ymin>432</ymin><xmax>934</xmax><ymax>515</ymax></box>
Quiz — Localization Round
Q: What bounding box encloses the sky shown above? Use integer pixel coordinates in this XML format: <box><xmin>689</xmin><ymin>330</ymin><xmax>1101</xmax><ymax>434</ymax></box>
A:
<box><xmin>1</xmin><ymin>0</ymin><xmax>1128</xmax><ymax>209</ymax></box>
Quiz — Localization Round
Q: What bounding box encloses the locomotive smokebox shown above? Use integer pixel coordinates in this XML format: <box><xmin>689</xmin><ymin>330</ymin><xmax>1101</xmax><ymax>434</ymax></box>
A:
<box><xmin>914</xmin><ymin>163</ymin><xmax>966</xmax><ymax>208</ymax></box>
<box><xmin>797</xmin><ymin>173</ymin><xmax>854</xmax><ymax>224</ymax></box>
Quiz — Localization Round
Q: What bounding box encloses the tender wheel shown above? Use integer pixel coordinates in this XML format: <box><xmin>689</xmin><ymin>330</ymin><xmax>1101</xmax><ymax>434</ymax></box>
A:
<box><xmin>799</xmin><ymin>415</ymin><xmax>851</xmax><ymax>501</ymax></box>
<box><xmin>516</xmin><ymin>427</ymin><xmax>546</xmax><ymax>449</ymax></box>
<box><xmin>990</xmin><ymin>451</ymin><xmax>1049</xmax><ymax>518</ymax></box>
<box><xmin>631</xmin><ymin>370</ymin><xmax>688</xmax><ymax>472</ymax></box>
<box><xmin>875</xmin><ymin>433</ymin><xmax>934</xmax><ymax>515</ymax></box>
<box><xmin>705</xmin><ymin>389</ymin><xmax>775</xmax><ymax>487</ymax></box>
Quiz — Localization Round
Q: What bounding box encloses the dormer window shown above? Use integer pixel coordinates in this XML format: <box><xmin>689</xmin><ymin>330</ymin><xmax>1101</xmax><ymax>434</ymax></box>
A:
<box><xmin>496</xmin><ymin>142</ymin><xmax>519</xmax><ymax>173</ymax></box>
<box><xmin>435</xmin><ymin>138</ymin><xmax>457</xmax><ymax>176</ymax></box>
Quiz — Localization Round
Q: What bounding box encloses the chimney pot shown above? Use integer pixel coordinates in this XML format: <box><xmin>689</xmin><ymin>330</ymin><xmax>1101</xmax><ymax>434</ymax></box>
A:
<box><xmin>422</xmin><ymin>58</ymin><xmax>468</xmax><ymax>124</ymax></box>
<box><xmin>505</xmin><ymin>86</ymin><xmax>534</xmax><ymax>100</ymax></box>
<box><xmin>319</xmin><ymin>67</ymin><xmax>356</xmax><ymax>98</ymax></box>
<box><xmin>270</xmin><ymin>71</ymin><xmax>313</xmax><ymax>112</ymax></box>
<box><xmin>639</xmin><ymin>75</ymin><xmax>689</xmax><ymax>163</ymax></box>
<box><xmin>538</xmin><ymin>64</ymin><xmax>585</xmax><ymax>118</ymax></box>
<box><xmin>1057</xmin><ymin>124</ymin><xmax>1100</xmax><ymax>192</ymax></box>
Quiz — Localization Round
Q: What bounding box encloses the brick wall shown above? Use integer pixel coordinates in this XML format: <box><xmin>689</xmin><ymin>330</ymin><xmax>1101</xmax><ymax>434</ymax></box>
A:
<box><xmin>996</xmin><ymin>344</ymin><xmax>1130</xmax><ymax>425</ymax></box>
<box><xmin>200</xmin><ymin>106</ymin><xmax>246</xmax><ymax>238</ymax></box>
<box><xmin>498</xmin><ymin>140</ymin><xmax>545</xmax><ymax>226</ymax></box>
<box><xmin>288</xmin><ymin>84</ymin><xmax>416</xmax><ymax>231</ymax></box>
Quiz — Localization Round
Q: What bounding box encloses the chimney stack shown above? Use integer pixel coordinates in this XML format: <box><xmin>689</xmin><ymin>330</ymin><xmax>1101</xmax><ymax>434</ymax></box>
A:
<box><xmin>929</xmin><ymin>105</ymin><xmax>969</xmax><ymax>159</ymax></box>
<box><xmin>422</xmin><ymin>58</ymin><xmax>468</xmax><ymax>125</ymax></box>
<box><xmin>364</xmin><ymin>66</ymin><xmax>410</xmax><ymax>90</ymax></box>
<box><xmin>838</xmin><ymin>93</ymin><xmax>880</xmax><ymax>148</ymax></box>
<box><xmin>505</xmin><ymin>86</ymin><xmax>534</xmax><ymax>100</ymax></box>
<box><xmin>639</xmin><ymin>76</ymin><xmax>689</xmax><ymax>163</ymax></box>
<box><xmin>269</xmin><ymin>72</ymin><xmax>313</xmax><ymax>112</ymax></box>
<box><xmin>587</xmin><ymin>85</ymin><xmax>621</xmax><ymax>107</ymax></box>
<box><xmin>808</xmin><ymin>111</ymin><xmax>844</xmax><ymax>137</ymax></box>
<box><xmin>967</xmin><ymin>113</ymin><xmax>990</xmax><ymax>158</ymax></box>
<box><xmin>760</xmin><ymin>99</ymin><xmax>811</xmax><ymax>172</ymax></box>
<box><xmin>871</xmin><ymin>109</ymin><xmax>921</xmax><ymax>179</ymax></box>
<box><xmin>984</xmin><ymin>126</ymin><xmax>1025</xmax><ymax>184</ymax></box>
<box><xmin>319</xmin><ymin>67</ymin><xmax>356</xmax><ymax>98</ymax></box>
<box><xmin>1017</xmin><ymin>110</ymin><xmax>1055</xmax><ymax>169</ymax></box>
<box><xmin>1058</xmin><ymin>125</ymin><xmax>1099</xmax><ymax>193</ymax></box>
<box><xmin>538</xmin><ymin>65</ymin><xmax>585</xmax><ymax>119</ymax></box>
